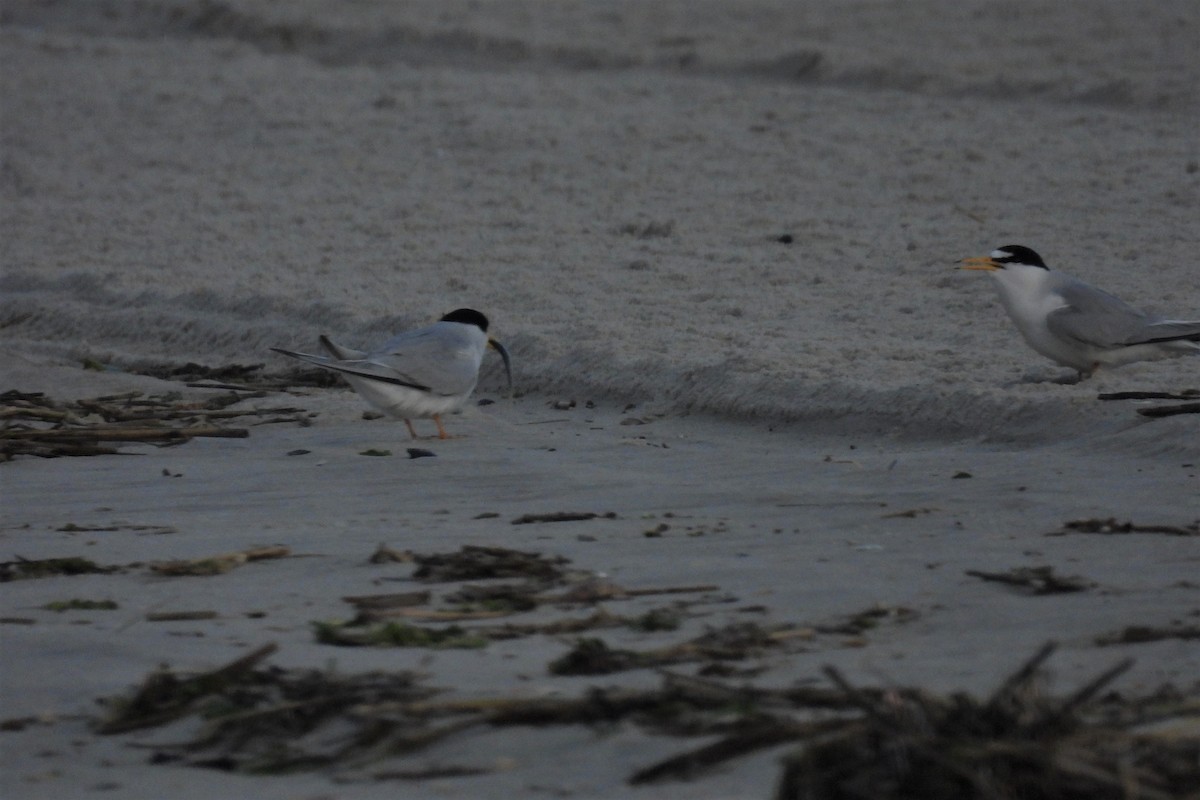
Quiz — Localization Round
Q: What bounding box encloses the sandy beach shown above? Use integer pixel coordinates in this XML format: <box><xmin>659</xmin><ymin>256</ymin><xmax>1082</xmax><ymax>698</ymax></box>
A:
<box><xmin>2</xmin><ymin>1</ymin><xmax>1199</xmax><ymax>797</ymax></box>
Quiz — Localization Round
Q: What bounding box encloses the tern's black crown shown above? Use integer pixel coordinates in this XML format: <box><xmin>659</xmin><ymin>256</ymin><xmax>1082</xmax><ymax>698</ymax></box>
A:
<box><xmin>995</xmin><ymin>245</ymin><xmax>1048</xmax><ymax>269</ymax></box>
<box><xmin>440</xmin><ymin>308</ymin><xmax>490</xmax><ymax>332</ymax></box>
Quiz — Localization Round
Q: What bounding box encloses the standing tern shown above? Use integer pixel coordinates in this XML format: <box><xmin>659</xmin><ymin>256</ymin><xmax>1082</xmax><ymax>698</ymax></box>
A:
<box><xmin>961</xmin><ymin>245</ymin><xmax>1200</xmax><ymax>379</ymax></box>
<box><xmin>272</xmin><ymin>308</ymin><xmax>513</xmax><ymax>439</ymax></box>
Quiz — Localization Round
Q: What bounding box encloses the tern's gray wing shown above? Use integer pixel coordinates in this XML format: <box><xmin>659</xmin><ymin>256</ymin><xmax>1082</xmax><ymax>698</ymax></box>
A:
<box><xmin>319</xmin><ymin>336</ymin><xmax>367</xmax><ymax>360</ymax></box>
<box><xmin>270</xmin><ymin>348</ymin><xmax>432</xmax><ymax>391</ymax></box>
<box><xmin>1045</xmin><ymin>277</ymin><xmax>1157</xmax><ymax>348</ymax></box>
<box><xmin>1135</xmin><ymin>319</ymin><xmax>1200</xmax><ymax>345</ymax></box>
<box><xmin>364</xmin><ymin>324</ymin><xmax>480</xmax><ymax>396</ymax></box>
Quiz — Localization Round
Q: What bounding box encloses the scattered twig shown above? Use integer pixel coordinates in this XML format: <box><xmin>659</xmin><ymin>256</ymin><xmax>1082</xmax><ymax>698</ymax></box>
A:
<box><xmin>149</xmin><ymin>546</ymin><xmax>290</xmax><ymax>577</ymax></box>
<box><xmin>1137</xmin><ymin>402</ymin><xmax>1200</xmax><ymax>418</ymax></box>
<box><xmin>1097</xmin><ymin>391</ymin><xmax>1199</xmax><ymax>401</ymax></box>
<box><xmin>965</xmin><ymin>566</ymin><xmax>1094</xmax><ymax>594</ymax></box>
<box><xmin>1095</xmin><ymin>625</ymin><xmax>1200</xmax><ymax>646</ymax></box>
<box><xmin>145</xmin><ymin>611</ymin><xmax>219</xmax><ymax>622</ymax></box>
<box><xmin>510</xmin><ymin>512</ymin><xmax>617</xmax><ymax>525</ymax></box>
<box><xmin>1050</xmin><ymin>518</ymin><xmax>1200</xmax><ymax>537</ymax></box>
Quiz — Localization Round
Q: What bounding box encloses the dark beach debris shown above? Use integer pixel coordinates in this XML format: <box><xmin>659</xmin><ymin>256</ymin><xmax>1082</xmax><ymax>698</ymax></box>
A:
<box><xmin>42</xmin><ymin>599</ymin><xmax>119</xmax><ymax>612</ymax></box>
<box><xmin>548</xmin><ymin>622</ymin><xmax>806</xmax><ymax>676</ymax></box>
<box><xmin>57</xmin><ymin>522</ymin><xmax>177</xmax><ymax>535</ymax></box>
<box><xmin>145</xmin><ymin>611</ymin><xmax>220</xmax><ymax>622</ymax></box>
<box><xmin>1</xmin><ymin>716</ymin><xmax>51</xmax><ymax>732</ymax></box>
<box><xmin>313</xmin><ymin>620</ymin><xmax>488</xmax><ymax>649</ymax></box>
<box><xmin>342</xmin><ymin>591</ymin><xmax>431</xmax><ymax>612</ymax></box>
<box><xmin>0</xmin><ymin>389</ymin><xmax>312</xmax><ymax>460</ymax></box>
<box><xmin>814</xmin><ymin>604</ymin><xmax>918</xmax><ymax>636</ymax></box>
<box><xmin>1097</xmin><ymin>390</ymin><xmax>1200</xmax><ymax>401</ymax></box>
<box><xmin>1135</xmin><ymin>401</ymin><xmax>1200</xmax><ymax>418</ymax></box>
<box><xmin>406</xmin><ymin>448</ymin><xmax>436</xmax><ymax>459</ymax></box>
<box><xmin>1096</xmin><ymin>389</ymin><xmax>1200</xmax><ymax>418</ymax></box>
<box><xmin>368</xmin><ymin>765</ymin><xmax>494</xmax><ymax>781</ymax></box>
<box><xmin>97</xmin><ymin>643</ymin><xmax>281</xmax><ymax>735</ymax></box>
<box><xmin>1095</xmin><ymin>624</ymin><xmax>1200</xmax><ymax>646</ymax></box>
<box><xmin>133</xmin><ymin>362</ymin><xmax>267</xmax><ymax>385</ymax></box>
<box><xmin>411</xmin><ymin>545</ymin><xmax>572</xmax><ymax>582</ymax></box>
<box><xmin>444</xmin><ymin>582</ymin><xmax>542</xmax><ymax>614</ymax></box>
<box><xmin>552</xmin><ymin>578</ymin><xmax>721</xmax><ymax>602</ymax></box>
<box><xmin>149</xmin><ymin>546</ymin><xmax>290</xmax><ymax>577</ymax></box>
<box><xmin>966</xmin><ymin>565</ymin><xmax>1095</xmax><ymax>594</ymax></box>
<box><xmin>548</xmin><ymin>637</ymin><xmax>660</xmax><ymax>675</ymax></box>
<box><xmin>95</xmin><ymin>643</ymin><xmax>1200</xmax><ymax>794</ymax></box>
<box><xmin>881</xmin><ymin>507</ymin><xmax>939</xmax><ymax>519</ymax></box>
<box><xmin>0</xmin><ymin>555</ymin><xmax>122</xmax><ymax>582</ymax></box>
<box><xmin>769</xmin><ymin>646</ymin><xmax>1199</xmax><ymax>800</ymax></box>
<box><xmin>1050</xmin><ymin>517</ymin><xmax>1200</xmax><ymax>537</ymax></box>
<box><xmin>368</xmin><ymin>544</ymin><xmax>414</xmax><ymax>564</ymax></box>
<box><xmin>337</xmin><ymin>544</ymin><xmax>795</xmax><ymax>655</ymax></box>
<box><xmin>318</xmin><ymin>606</ymin><xmax>695</xmax><ymax>649</ymax></box>
<box><xmin>132</xmin><ymin>361</ymin><xmax>342</xmax><ymax>392</ymax></box>
<box><xmin>510</xmin><ymin>511</ymin><xmax>617</xmax><ymax>525</ymax></box>
<box><xmin>358</xmin><ymin>448</ymin><xmax>391</xmax><ymax>457</ymax></box>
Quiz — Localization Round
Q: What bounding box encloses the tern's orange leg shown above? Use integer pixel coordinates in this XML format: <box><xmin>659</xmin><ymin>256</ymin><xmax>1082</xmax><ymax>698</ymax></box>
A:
<box><xmin>403</xmin><ymin>419</ymin><xmax>419</xmax><ymax>439</ymax></box>
<box><xmin>433</xmin><ymin>415</ymin><xmax>449</xmax><ymax>440</ymax></box>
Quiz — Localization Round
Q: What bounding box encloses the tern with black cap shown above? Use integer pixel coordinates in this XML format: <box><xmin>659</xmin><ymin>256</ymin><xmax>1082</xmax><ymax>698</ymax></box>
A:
<box><xmin>961</xmin><ymin>245</ymin><xmax>1200</xmax><ymax>379</ymax></box>
<box><xmin>272</xmin><ymin>308</ymin><xmax>513</xmax><ymax>439</ymax></box>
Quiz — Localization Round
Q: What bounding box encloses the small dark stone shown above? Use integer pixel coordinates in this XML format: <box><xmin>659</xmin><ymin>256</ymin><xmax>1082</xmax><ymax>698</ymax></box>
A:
<box><xmin>777</xmin><ymin>234</ymin><xmax>794</xmax><ymax>244</ymax></box>
<box><xmin>286</xmin><ymin>449</ymin><xmax>310</xmax><ymax>456</ymax></box>
<box><xmin>407</xmin><ymin>448</ymin><xmax>436</xmax><ymax>459</ymax></box>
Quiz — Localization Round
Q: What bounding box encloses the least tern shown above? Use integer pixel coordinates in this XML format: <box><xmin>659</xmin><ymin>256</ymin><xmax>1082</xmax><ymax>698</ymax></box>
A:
<box><xmin>272</xmin><ymin>308</ymin><xmax>513</xmax><ymax>439</ymax></box>
<box><xmin>961</xmin><ymin>245</ymin><xmax>1200</xmax><ymax>378</ymax></box>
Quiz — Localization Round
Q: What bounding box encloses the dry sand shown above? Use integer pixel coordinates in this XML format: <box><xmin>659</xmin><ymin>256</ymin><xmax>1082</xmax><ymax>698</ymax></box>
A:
<box><xmin>2</xmin><ymin>1</ymin><xmax>1199</xmax><ymax>798</ymax></box>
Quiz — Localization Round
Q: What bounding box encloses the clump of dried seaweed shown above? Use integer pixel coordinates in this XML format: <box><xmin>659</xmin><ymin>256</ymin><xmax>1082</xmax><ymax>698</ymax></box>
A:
<box><xmin>410</xmin><ymin>544</ymin><xmax>575</xmax><ymax>583</ymax></box>
<box><xmin>0</xmin><ymin>389</ymin><xmax>308</xmax><ymax>460</ymax></box>
<box><xmin>97</xmin><ymin>642</ymin><xmax>1198</xmax><ymax>794</ymax></box>
<box><xmin>774</xmin><ymin>644</ymin><xmax>1199</xmax><ymax>800</ymax></box>
<box><xmin>0</xmin><ymin>555</ymin><xmax>122</xmax><ymax>582</ymax></box>
<box><xmin>97</xmin><ymin>643</ymin><xmax>442</xmax><ymax>773</ymax></box>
